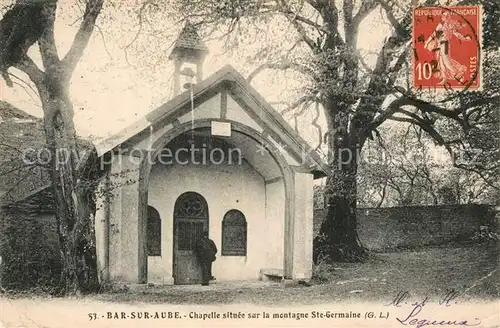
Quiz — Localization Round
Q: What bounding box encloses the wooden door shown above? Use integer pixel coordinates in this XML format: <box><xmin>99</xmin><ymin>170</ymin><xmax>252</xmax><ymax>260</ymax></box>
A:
<box><xmin>173</xmin><ymin>192</ymin><xmax>209</xmax><ymax>285</ymax></box>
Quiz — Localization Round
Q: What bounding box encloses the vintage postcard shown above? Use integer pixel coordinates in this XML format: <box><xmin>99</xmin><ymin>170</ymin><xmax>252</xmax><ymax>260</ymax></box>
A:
<box><xmin>0</xmin><ymin>0</ymin><xmax>498</xmax><ymax>327</ymax></box>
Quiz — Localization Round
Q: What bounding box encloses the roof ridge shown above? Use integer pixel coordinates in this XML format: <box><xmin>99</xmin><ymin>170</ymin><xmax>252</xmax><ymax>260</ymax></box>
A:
<box><xmin>94</xmin><ymin>64</ymin><xmax>328</xmax><ymax>177</ymax></box>
<box><xmin>0</xmin><ymin>100</ymin><xmax>39</xmax><ymax>120</ymax></box>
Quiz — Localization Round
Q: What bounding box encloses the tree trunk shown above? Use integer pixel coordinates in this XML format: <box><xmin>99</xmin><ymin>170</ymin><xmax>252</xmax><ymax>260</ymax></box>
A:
<box><xmin>40</xmin><ymin>78</ymin><xmax>99</xmax><ymax>295</ymax></box>
<box><xmin>313</xmin><ymin>101</ymin><xmax>367</xmax><ymax>263</ymax></box>
<box><xmin>316</xmin><ymin>149</ymin><xmax>368</xmax><ymax>262</ymax></box>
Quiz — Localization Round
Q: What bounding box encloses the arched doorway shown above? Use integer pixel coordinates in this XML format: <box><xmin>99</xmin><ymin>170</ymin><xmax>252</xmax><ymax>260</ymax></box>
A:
<box><xmin>138</xmin><ymin>120</ymin><xmax>295</xmax><ymax>283</ymax></box>
<box><xmin>173</xmin><ymin>192</ymin><xmax>209</xmax><ymax>284</ymax></box>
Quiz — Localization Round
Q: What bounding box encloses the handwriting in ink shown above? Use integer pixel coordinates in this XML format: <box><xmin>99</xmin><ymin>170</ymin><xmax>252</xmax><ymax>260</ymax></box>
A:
<box><xmin>386</xmin><ymin>291</ymin><xmax>411</xmax><ymax>307</ymax></box>
<box><xmin>396</xmin><ymin>302</ymin><xmax>481</xmax><ymax>328</ymax></box>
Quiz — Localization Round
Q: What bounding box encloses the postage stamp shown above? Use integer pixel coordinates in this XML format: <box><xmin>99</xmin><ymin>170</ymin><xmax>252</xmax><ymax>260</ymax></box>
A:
<box><xmin>412</xmin><ymin>5</ymin><xmax>482</xmax><ymax>91</ymax></box>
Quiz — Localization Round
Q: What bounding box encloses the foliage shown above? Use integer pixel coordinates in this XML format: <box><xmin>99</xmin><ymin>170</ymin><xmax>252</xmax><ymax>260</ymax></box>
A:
<box><xmin>311</xmin><ymin>258</ymin><xmax>336</xmax><ymax>283</ymax></box>
<box><xmin>0</xmin><ymin>211</ymin><xmax>61</xmax><ymax>292</ymax></box>
<box><xmin>96</xmin><ymin>280</ymin><xmax>130</xmax><ymax>294</ymax></box>
<box><xmin>469</xmin><ymin>225</ymin><xmax>500</xmax><ymax>243</ymax></box>
<box><xmin>313</xmin><ymin>184</ymin><xmax>325</xmax><ymax>209</ymax></box>
<box><xmin>176</xmin><ymin>0</ymin><xmax>499</xmax><ymax>171</ymax></box>
<box><xmin>0</xmin><ymin>0</ymin><xmax>497</xmax><ymax>285</ymax></box>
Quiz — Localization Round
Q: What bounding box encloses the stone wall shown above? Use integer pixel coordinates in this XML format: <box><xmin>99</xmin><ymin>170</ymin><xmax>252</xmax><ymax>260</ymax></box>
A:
<box><xmin>314</xmin><ymin>204</ymin><xmax>497</xmax><ymax>251</ymax></box>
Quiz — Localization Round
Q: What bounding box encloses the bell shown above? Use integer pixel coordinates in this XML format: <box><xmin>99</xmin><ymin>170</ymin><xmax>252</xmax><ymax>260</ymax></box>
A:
<box><xmin>181</xmin><ymin>67</ymin><xmax>196</xmax><ymax>90</ymax></box>
<box><xmin>180</xmin><ymin>67</ymin><xmax>195</xmax><ymax>77</ymax></box>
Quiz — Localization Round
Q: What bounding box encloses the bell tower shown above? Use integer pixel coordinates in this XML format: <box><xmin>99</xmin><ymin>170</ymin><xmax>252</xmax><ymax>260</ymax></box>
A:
<box><xmin>169</xmin><ymin>20</ymin><xmax>209</xmax><ymax>96</ymax></box>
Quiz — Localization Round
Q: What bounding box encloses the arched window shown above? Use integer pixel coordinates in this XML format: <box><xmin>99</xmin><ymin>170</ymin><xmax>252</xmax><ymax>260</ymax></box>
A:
<box><xmin>147</xmin><ymin>206</ymin><xmax>161</xmax><ymax>256</ymax></box>
<box><xmin>222</xmin><ymin>210</ymin><xmax>247</xmax><ymax>256</ymax></box>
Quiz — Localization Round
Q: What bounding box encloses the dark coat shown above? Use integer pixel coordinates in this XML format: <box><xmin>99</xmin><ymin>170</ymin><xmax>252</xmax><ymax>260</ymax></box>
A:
<box><xmin>194</xmin><ymin>237</ymin><xmax>217</xmax><ymax>262</ymax></box>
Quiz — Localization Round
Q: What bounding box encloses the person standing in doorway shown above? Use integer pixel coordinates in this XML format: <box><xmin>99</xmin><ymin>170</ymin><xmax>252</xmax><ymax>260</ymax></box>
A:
<box><xmin>194</xmin><ymin>231</ymin><xmax>217</xmax><ymax>286</ymax></box>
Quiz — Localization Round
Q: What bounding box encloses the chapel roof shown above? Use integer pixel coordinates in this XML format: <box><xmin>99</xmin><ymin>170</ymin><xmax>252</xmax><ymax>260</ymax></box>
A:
<box><xmin>94</xmin><ymin>64</ymin><xmax>329</xmax><ymax>178</ymax></box>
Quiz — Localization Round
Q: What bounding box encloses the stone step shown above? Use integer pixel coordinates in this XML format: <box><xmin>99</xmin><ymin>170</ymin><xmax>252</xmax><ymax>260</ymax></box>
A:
<box><xmin>259</xmin><ymin>268</ymin><xmax>283</xmax><ymax>281</ymax></box>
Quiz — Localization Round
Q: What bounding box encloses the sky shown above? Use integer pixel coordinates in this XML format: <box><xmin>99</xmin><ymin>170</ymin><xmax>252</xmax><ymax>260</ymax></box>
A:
<box><xmin>0</xmin><ymin>0</ymin><xmax>399</xmax><ymax>148</ymax></box>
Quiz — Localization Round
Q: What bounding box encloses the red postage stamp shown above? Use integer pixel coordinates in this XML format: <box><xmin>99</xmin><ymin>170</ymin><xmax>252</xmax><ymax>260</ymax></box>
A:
<box><xmin>412</xmin><ymin>5</ymin><xmax>482</xmax><ymax>91</ymax></box>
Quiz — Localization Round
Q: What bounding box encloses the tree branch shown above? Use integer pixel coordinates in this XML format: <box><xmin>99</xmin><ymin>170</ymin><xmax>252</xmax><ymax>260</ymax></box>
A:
<box><xmin>276</xmin><ymin>0</ymin><xmax>318</xmax><ymax>51</ymax></box>
<box><xmin>8</xmin><ymin>73</ymin><xmax>41</xmax><ymax>107</ymax></box>
<box><xmin>376</xmin><ymin>0</ymin><xmax>406</xmax><ymax>36</ymax></box>
<box><xmin>1</xmin><ymin>165</ymin><xmax>40</xmax><ymax>200</ymax></box>
<box><xmin>38</xmin><ymin>3</ymin><xmax>60</xmax><ymax>72</ymax></box>
<box><xmin>246</xmin><ymin>59</ymin><xmax>316</xmax><ymax>83</ymax></box>
<box><xmin>359</xmin><ymin>96</ymin><xmax>410</xmax><ymax>141</ymax></box>
<box><xmin>387</xmin><ymin>46</ymin><xmax>410</xmax><ymax>87</ymax></box>
<box><xmin>311</xmin><ymin>101</ymin><xmax>323</xmax><ymax>150</ymax></box>
<box><xmin>13</xmin><ymin>56</ymin><xmax>44</xmax><ymax>89</ymax></box>
<box><xmin>279</xmin><ymin>94</ymin><xmax>316</xmax><ymax>116</ymax></box>
<box><xmin>353</xmin><ymin>0</ymin><xmax>379</xmax><ymax>27</ymax></box>
<box><xmin>388</xmin><ymin>115</ymin><xmax>454</xmax><ymax>155</ymax></box>
<box><xmin>123</xmin><ymin>0</ymin><xmax>150</xmax><ymax>64</ymax></box>
<box><xmin>305</xmin><ymin>0</ymin><xmax>322</xmax><ymax>12</ymax></box>
<box><xmin>352</xmin><ymin>1</ymin><xmax>441</xmax><ymax>137</ymax></box>
<box><xmin>61</xmin><ymin>0</ymin><xmax>104</xmax><ymax>77</ymax></box>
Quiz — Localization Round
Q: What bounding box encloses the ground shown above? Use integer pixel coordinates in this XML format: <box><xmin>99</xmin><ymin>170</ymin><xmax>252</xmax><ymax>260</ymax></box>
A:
<box><xmin>1</xmin><ymin>244</ymin><xmax>498</xmax><ymax>328</ymax></box>
<box><xmin>86</xmin><ymin>243</ymin><xmax>498</xmax><ymax>305</ymax></box>
<box><xmin>4</xmin><ymin>243</ymin><xmax>497</xmax><ymax>303</ymax></box>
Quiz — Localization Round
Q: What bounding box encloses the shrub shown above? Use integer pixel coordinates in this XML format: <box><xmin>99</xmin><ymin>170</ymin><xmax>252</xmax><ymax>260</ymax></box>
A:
<box><xmin>470</xmin><ymin>225</ymin><xmax>500</xmax><ymax>243</ymax></box>
<box><xmin>312</xmin><ymin>261</ymin><xmax>334</xmax><ymax>283</ymax></box>
<box><xmin>0</xmin><ymin>211</ymin><xmax>61</xmax><ymax>292</ymax></box>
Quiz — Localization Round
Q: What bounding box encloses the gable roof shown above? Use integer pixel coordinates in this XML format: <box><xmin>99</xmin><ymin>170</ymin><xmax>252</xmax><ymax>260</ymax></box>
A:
<box><xmin>1</xmin><ymin>185</ymin><xmax>55</xmax><ymax>214</ymax></box>
<box><xmin>95</xmin><ymin>65</ymin><xmax>328</xmax><ymax>178</ymax></box>
<box><xmin>0</xmin><ymin>100</ymin><xmax>39</xmax><ymax>121</ymax></box>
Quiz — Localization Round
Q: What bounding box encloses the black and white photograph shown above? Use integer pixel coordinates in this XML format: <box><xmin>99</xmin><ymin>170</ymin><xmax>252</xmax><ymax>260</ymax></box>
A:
<box><xmin>0</xmin><ymin>0</ymin><xmax>498</xmax><ymax>327</ymax></box>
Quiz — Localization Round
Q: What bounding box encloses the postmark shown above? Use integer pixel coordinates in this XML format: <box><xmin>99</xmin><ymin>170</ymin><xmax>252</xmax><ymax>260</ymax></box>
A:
<box><xmin>412</xmin><ymin>5</ymin><xmax>482</xmax><ymax>92</ymax></box>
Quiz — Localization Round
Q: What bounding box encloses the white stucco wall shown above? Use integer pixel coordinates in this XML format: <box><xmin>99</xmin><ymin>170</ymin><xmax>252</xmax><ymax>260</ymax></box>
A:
<box><xmin>107</xmin><ymin>154</ymin><xmax>142</xmax><ymax>282</ymax></box>
<box><xmin>147</xmin><ymin>160</ymin><xmax>270</xmax><ymax>283</ymax></box>
<box><xmin>264</xmin><ymin>180</ymin><xmax>285</xmax><ymax>271</ymax></box>
<box><xmin>226</xmin><ymin>96</ymin><xmax>263</xmax><ymax>133</ymax></box>
<box><xmin>178</xmin><ymin>93</ymin><xmax>221</xmax><ymax>124</ymax></box>
<box><xmin>292</xmin><ymin>172</ymin><xmax>314</xmax><ymax>279</ymax></box>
